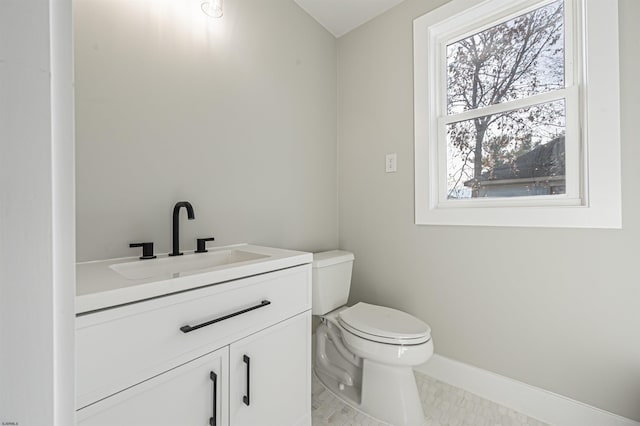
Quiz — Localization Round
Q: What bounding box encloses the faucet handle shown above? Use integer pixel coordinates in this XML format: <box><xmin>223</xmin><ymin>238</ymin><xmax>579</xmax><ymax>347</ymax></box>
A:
<box><xmin>195</xmin><ymin>237</ymin><xmax>215</xmax><ymax>253</ymax></box>
<box><xmin>130</xmin><ymin>242</ymin><xmax>156</xmax><ymax>260</ymax></box>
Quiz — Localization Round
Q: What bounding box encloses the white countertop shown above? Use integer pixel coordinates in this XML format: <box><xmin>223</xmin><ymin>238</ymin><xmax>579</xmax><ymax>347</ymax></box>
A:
<box><xmin>76</xmin><ymin>244</ymin><xmax>312</xmax><ymax>315</ymax></box>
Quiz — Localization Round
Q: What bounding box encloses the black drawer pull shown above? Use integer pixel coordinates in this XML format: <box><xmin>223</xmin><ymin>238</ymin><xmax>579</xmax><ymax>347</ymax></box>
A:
<box><xmin>243</xmin><ymin>355</ymin><xmax>251</xmax><ymax>406</ymax></box>
<box><xmin>180</xmin><ymin>300</ymin><xmax>271</xmax><ymax>333</ymax></box>
<box><xmin>209</xmin><ymin>371</ymin><xmax>217</xmax><ymax>426</ymax></box>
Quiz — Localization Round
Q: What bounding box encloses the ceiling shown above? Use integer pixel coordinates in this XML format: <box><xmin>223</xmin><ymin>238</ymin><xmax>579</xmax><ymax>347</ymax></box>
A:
<box><xmin>294</xmin><ymin>0</ymin><xmax>406</xmax><ymax>38</ymax></box>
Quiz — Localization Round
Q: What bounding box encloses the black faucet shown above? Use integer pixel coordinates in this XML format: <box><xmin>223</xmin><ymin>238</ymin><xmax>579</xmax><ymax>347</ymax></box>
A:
<box><xmin>169</xmin><ymin>201</ymin><xmax>195</xmax><ymax>256</ymax></box>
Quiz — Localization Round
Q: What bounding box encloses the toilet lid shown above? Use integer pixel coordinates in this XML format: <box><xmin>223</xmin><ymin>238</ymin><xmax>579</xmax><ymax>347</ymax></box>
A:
<box><xmin>338</xmin><ymin>302</ymin><xmax>431</xmax><ymax>345</ymax></box>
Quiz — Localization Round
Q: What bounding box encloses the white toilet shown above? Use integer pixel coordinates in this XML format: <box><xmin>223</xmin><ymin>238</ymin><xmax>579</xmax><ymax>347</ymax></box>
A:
<box><xmin>312</xmin><ymin>250</ymin><xmax>433</xmax><ymax>426</ymax></box>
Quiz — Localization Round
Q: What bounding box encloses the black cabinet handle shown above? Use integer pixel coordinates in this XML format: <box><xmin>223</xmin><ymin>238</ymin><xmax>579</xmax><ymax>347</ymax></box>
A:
<box><xmin>180</xmin><ymin>300</ymin><xmax>271</xmax><ymax>333</ymax></box>
<box><xmin>209</xmin><ymin>371</ymin><xmax>217</xmax><ymax>426</ymax></box>
<box><xmin>129</xmin><ymin>242</ymin><xmax>156</xmax><ymax>260</ymax></box>
<box><xmin>195</xmin><ymin>237</ymin><xmax>216</xmax><ymax>253</ymax></box>
<box><xmin>243</xmin><ymin>355</ymin><xmax>250</xmax><ymax>406</ymax></box>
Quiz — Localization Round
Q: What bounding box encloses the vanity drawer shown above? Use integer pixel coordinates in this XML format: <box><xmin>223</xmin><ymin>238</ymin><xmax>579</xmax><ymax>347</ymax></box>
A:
<box><xmin>76</xmin><ymin>264</ymin><xmax>311</xmax><ymax>409</ymax></box>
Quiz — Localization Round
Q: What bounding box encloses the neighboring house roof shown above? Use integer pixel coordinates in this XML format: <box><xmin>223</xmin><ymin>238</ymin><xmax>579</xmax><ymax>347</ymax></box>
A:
<box><xmin>464</xmin><ymin>136</ymin><xmax>565</xmax><ymax>187</ymax></box>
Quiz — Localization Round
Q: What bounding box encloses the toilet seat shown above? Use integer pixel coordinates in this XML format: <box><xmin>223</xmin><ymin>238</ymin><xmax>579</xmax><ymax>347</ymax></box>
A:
<box><xmin>338</xmin><ymin>302</ymin><xmax>431</xmax><ymax>345</ymax></box>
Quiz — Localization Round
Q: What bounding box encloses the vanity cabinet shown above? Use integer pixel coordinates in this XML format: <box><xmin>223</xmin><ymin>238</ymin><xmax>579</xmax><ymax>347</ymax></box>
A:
<box><xmin>76</xmin><ymin>263</ymin><xmax>311</xmax><ymax>426</ymax></box>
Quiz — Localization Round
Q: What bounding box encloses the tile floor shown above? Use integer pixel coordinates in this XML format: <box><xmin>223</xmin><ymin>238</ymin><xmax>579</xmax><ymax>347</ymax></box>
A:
<box><xmin>311</xmin><ymin>370</ymin><xmax>549</xmax><ymax>426</ymax></box>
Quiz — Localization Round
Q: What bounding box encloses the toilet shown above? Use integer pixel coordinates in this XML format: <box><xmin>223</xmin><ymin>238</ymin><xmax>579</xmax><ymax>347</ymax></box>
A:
<box><xmin>312</xmin><ymin>250</ymin><xmax>433</xmax><ymax>426</ymax></box>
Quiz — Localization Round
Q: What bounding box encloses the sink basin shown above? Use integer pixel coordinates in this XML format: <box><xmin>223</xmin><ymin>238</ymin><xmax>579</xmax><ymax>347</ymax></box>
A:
<box><xmin>110</xmin><ymin>249</ymin><xmax>269</xmax><ymax>280</ymax></box>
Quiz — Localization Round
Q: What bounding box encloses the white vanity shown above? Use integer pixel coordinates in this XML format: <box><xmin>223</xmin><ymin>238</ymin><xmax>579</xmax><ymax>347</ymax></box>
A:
<box><xmin>75</xmin><ymin>244</ymin><xmax>312</xmax><ymax>426</ymax></box>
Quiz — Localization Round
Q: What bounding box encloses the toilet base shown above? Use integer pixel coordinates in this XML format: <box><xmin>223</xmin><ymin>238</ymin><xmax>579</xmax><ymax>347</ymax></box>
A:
<box><xmin>315</xmin><ymin>359</ymin><xmax>426</xmax><ymax>426</ymax></box>
<box><xmin>314</xmin><ymin>322</ymin><xmax>426</xmax><ymax>426</ymax></box>
<box><xmin>360</xmin><ymin>359</ymin><xmax>425</xmax><ymax>426</ymax></box>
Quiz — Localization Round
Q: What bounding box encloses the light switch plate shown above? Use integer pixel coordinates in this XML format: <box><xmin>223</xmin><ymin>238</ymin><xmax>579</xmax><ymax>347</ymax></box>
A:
<box><xmin>385</xmin><ymin>153</ymin><xmax>397</xmax><ymax>173</ymax></box>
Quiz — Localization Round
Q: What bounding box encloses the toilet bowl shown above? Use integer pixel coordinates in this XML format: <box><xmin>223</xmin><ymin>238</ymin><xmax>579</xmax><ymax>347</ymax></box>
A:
<box><xmin>312</xmin><ymin>251</ymin><xmax>433</xmax><ymax>426</ymax></box>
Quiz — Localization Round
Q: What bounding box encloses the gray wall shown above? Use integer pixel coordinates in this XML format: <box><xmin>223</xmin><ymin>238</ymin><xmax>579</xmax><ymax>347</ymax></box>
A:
<box><xmin>75</xmin><ymin>0</ymin><xmax>338</xmax><ymax>261</ymax></box>
<box><xmin>337</xmin><ymin>0</ymin><xmax>640</xmax><ymax>421</ymax></box>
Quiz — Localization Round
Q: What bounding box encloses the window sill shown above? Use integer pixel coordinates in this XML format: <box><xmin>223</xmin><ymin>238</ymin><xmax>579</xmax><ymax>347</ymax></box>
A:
<box><xmin>415</xmin><ymin>203</ymin><xmax>621</xmax><ymax>228</ymax></box>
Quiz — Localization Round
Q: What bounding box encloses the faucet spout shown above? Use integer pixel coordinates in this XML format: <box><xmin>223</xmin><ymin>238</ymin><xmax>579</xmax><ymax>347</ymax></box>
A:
<box><xmin>169</xmin><ymin>201</ymin><xmax>195</xmax><ymax>256</ymax></box>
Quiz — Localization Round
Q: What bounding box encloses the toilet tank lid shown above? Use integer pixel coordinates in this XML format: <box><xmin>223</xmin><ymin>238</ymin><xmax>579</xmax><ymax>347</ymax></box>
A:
<box><xmin>312</xmin><ymin>250</ymin><xmax>354</xmax><ymax>268</ymax></box>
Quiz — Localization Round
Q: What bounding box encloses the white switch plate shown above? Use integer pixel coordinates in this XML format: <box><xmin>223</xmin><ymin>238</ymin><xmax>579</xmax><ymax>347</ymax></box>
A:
<box><xmin>385</xmin><ymin>153</ymin><xmax>397</xmax><ymax>173</ymax></box>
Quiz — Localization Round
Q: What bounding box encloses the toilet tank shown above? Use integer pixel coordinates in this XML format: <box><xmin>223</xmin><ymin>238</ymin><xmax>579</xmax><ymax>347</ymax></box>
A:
<box><xmin>312</xmin><ymin>250</ymin><xmax>355</xmax><ymax>315</ymax></box>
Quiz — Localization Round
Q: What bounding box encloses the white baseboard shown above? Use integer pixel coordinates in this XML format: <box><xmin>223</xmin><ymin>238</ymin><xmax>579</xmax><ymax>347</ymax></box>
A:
<box><xmin>415</xmin><ymin>354</ymin><xmax>639</xmax><ymax>426</ymax></box>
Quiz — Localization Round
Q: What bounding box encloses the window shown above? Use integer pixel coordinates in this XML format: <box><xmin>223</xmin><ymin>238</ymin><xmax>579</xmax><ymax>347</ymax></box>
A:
<box><xmin>414</xmin><ymin>0</ymin><xmax>621</xmax><ymax>228</ymax></box>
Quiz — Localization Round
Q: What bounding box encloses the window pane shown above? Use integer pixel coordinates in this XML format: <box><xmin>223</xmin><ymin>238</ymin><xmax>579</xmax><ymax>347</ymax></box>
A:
<box><xmin>446</xmin><ymin>100</ymin><xmax>566</xmax><ymax>199</ymax></box>
<box><xmin>447</xmin><ymin>0</ymin><xmax>565</xmax><ymax>115</ymax></box>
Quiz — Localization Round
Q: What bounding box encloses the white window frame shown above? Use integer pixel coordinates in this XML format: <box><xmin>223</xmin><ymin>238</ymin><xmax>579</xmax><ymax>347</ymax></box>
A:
<box><xmin>413</xmin><ymin>0</ymin><xmax>621</xmax><ymax>228</ymax></box>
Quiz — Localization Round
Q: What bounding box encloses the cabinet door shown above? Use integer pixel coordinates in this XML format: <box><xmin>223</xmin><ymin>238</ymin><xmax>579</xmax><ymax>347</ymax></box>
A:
<box><xmin>77</xmin><ymin>346</ymin><xmax>229</xmax><ymax>426</ymax></box>
<box><xmin>229</xmin><ymin>311</ymin><xmax>311</xmax><ymax>426</ymax></box>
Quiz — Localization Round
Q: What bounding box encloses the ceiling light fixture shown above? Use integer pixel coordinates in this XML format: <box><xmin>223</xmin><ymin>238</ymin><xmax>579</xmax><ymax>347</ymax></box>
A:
<box><xmin>201</xmin><ymin>0</ymin><xmax>222</xmax><ymax>18</ymax></box>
